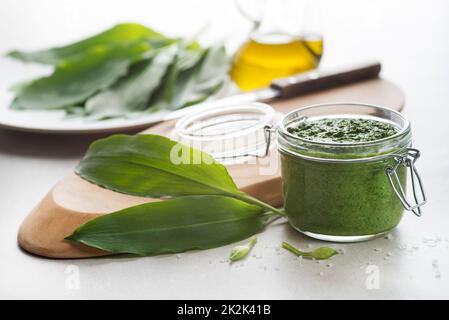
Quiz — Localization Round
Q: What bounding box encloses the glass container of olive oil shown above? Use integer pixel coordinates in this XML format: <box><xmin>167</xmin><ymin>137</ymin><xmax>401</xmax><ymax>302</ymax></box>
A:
<box><xmin>231</xmin><ymin>0</ymin><xmax>324</xmax><ymax>91</ymax></box>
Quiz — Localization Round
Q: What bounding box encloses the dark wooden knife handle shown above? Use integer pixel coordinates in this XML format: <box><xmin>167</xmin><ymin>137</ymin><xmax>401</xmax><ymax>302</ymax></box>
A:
<box><xmin>270</xmin><ymin>61</ymin><xmax>382</xmax><ymax>98</ymax></box>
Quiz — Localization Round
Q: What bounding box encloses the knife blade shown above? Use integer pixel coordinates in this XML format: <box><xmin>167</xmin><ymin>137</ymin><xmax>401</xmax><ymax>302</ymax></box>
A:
<box><xmin>163</xmin><ymin>61</ymin><xmax>381</xmax><ymax>121</ymax></box>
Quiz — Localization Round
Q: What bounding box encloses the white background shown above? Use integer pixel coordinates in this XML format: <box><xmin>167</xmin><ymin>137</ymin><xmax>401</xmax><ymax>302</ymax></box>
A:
<box><xmin>1</xmin><ymin>0</ymin><xmax>449</xmax><ymax>299</ymax></box>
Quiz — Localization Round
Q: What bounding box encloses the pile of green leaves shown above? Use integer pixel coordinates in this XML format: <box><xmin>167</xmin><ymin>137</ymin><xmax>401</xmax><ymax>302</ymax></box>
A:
<box><xmin>7</xmin><ymin>23</ymin><xmax>229</xmax><ymax>119</ymax></box>
<box><xmin>66</xmin><ymin>134</ymin><xmax>338</xmax><ymax>261</ymax></box>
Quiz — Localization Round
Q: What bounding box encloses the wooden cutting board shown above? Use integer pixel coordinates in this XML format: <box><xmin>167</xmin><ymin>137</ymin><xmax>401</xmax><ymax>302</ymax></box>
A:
<box><xmin>18</xmin><ymin>78</ymin><xmax>405</xmax><ymax>258</ymax></box>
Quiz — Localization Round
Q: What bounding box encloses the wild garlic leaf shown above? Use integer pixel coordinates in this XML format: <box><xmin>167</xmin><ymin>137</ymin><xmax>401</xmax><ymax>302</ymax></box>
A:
<box><xmin>148</xmin><ymin>43</ymin><xmax>205</xmax><ymax>107</ymax></box>
<box><xmin>151</xmin><ymin>45</ymin><xmax>229</xmax><ymax>111</ymax></box>
<box><xmin>7</xmin><ymin>24</ymin><xmax>228</xmax><ymax>118</ymax></box>
<box><xmin>10</xmin><ymin>41</ymin><xmax>150</xmax><ymax>110</ymax></box>
<box><xmin>169</xmin><ymin>45</ymin><xmax>229</xmax><ymax>109</ymax></box>
<box><xmin>85</xmin><ymin>45</ymin><xmax>177</xmax><ymax>119</ymax></box>
<box><xmin>281</xmin><ymin>241</ymin><xmax>339</xmax><ymax>260</ymax></box>
<box><xmin>176</xmin><ymin>42</ymin><xmax>205</xmax><ymax>72</ymax></box>
<box><xmin>75</xmin><ymin>134</ymin><xmax>239</xmax><ymax>198</ymax></box>
<box><xmin>229</xmin><ymin>238</ymin><xmax>257</xmax><ymax>262</ymax></box>
<box><xmin>75</xmin><ymin>134</ymin><xmax>284</xmax><ymax>215</ymax></box>
<box><xmin>7</xmin><ymin>23</ymin><xmax>169</xmax><ymax>65</ymax></box>
<box><xmin>310</xmin><ymin>247</ymin><xmax>339</xmax><ymax>260</ymax></box>
<box><xmin>65</xmin><ymin>196</ymin><xmax>268</xmax><ymax>256</ymax></box>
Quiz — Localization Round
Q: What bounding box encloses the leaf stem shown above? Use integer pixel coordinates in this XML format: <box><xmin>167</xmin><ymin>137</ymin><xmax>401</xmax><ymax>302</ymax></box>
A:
<box><xmin>265</xmin><ymin>214</ymin><xmax>284</xmax><ymax>224</ymax></box>
<box><xmin>229</xmin><ymin>192</ymin><xmax>286</xmax><ymax>217</ymax></box>
<box><xmin>281</xmin><ymin>241</ymin><xmax>311</xmax><ymax>257</ymax></box>
<box><xmin>282</xmin><ymin>242</ymin><xmax>339</xmax><ymax>260</ymax></box>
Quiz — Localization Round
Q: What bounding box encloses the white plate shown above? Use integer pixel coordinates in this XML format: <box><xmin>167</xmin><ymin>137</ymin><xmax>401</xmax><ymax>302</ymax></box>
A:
<box><xmin>0</xmin><ymin>57</ymin><xmax>230</xmax><ymax>134</ymax></box>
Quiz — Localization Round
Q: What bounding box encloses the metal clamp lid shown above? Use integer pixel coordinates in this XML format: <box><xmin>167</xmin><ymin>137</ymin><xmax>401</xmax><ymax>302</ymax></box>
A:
<box><xmin>385</xmin><ymin>148</ymin><xmax>427</xmax><ymax>216</ymax></box>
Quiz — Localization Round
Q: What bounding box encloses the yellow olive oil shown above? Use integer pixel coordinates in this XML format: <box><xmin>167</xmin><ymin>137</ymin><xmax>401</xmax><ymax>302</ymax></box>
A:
<box><xmin>231</xmin><ymin>34</ymin><xmax>323</xmax><ymax>91</ymax></box>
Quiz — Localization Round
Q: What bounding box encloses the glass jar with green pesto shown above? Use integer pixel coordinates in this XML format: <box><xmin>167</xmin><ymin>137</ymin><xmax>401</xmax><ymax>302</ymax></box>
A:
<box><xmin>276</xmin><ymin>103</ymin><xmax>426</xmax><ymax>242</ymax></box>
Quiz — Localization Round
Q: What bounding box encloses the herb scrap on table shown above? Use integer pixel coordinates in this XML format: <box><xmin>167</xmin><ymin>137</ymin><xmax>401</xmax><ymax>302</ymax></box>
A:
<box><xmin>282</xmin><ymin>241</ymin><xmax>339</xmax><ymax>260</ymax></box>
<box><xmin>229</xmin><ymin>238</ymin><xmax>257</xmax><ymax>262</ymax></box>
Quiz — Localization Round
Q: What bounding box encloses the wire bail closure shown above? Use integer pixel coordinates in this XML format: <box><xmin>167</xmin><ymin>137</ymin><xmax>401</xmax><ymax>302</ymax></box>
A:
<box><xmin>226</xmin><ymin>125</ymin><xmax>274</xmax><ymax>159</ymax></box>
<box><xmin>261</xmin><ymin>125</ymin><xmax>275</xmax><ymax>157</ymax></box>
<box><xmin>385</xmin><ymin>148</ymin><xmax>427</xmax><ymax>217</ymax></box>
<box><xmin>212</xmin><ymin>124</ymin><xmax>275</xmax><ymax>160</ymax></box>
<box><xmin>260</xmin><ymin>128</ymin><xmax>428</xmax><ymax>218</ymax></box>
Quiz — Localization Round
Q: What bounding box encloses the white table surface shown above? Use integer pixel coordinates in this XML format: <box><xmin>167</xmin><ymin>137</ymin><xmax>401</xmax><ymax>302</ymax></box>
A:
<box><xmin>1</xmin><ymin>0</ymin><xmax>449</xmax><ymax>299</ymax></box>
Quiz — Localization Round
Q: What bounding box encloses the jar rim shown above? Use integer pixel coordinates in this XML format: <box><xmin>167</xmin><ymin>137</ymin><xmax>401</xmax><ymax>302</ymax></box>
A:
<box><xmin>175</xmin><ymin>102</ymin><xmax>275</xmax><ymax>141</ymax></box>
<box><xmin>276</xmin><ymin>102</ymin><xmax>411</xmax><ymax>163</ymax></box>
<box><xmin>277</xmin><ymin>102</ymin><xmax>410</xmax><ymax>147</ymax></box>
<box><xmin>171</xmin><ymin>102</ymin><xmax>281</xmax><ymax>164</ymax></box>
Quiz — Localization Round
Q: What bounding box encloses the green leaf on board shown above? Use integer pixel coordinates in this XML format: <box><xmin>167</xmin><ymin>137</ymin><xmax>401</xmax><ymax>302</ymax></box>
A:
<box><xmin>281</xmin><ymin>241</ymin><xmax>339</xmax><ymax>260</ymax></box>
<box><xmin>75</xmin><ymin>134</ymin><xmax>283</xmax><ymax>215</ymax></box>
<box><xmin>7</xmin><ymin>23</ymin><xmax>169</xmax><ymax>65</ymax></box>
<box><xmin>229</xmin><ymin>238</ymin><xmax>257</xmax><ymax>262</ymax></box>
<box><xmin>75</xmin><ymin>134</ymin><xmax>239</xmax><ymax>197</ymax></box>
<box><xmin>84</xmin><ymin>45</ymin><xmax>178</xmax><ymax>119</ymax></box>
<box><xmin>65</xmin><ymin>196</ymin><xmax>268</xmax><ymax>256</ymax></box>
<box><xmin>10</xmin><ymin>41</ymin><xmax>151</xmax><ymax>110</ymax></box>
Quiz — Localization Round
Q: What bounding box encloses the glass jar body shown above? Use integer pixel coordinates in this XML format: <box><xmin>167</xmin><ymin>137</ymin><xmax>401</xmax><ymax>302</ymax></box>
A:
<box><xmin>276</xmin><ymin>103</ymin><xmax>414</xmax><ymax>242</ymax></box>
<box><xmin>281</xmin><ymin>152</ymin><xmax>406</xmax><ymax>241</ymax></box>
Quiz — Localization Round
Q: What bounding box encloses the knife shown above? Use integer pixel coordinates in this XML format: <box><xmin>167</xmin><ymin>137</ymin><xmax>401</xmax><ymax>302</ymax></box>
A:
<box><xmin>163</xmin><ymin>61</ymin><xmax>381</xmax><ymax>121</ymax></box>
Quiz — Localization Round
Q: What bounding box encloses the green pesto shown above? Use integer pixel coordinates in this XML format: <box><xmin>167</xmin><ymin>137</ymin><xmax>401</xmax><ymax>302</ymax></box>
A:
<box><xmin>282</xmin><ymin>118</ymin><xmax>405</xmax><ymax>237</ymax></box>
<box><xmin>287</xmin><ymin>118</ymin><xmax>397</xmax><ymax>143</ymax></box>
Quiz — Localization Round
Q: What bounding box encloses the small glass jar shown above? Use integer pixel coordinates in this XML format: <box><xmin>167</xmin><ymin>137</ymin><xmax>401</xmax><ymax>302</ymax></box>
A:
<box><xmin>172</xmin><ymin>103</ymin><xmax>281</xmax><ymax>164</ymax></box>
<box><xmin>276</xmin><ymin>103</ymin><xmax>426</xmax><ymax>242</ymax></box>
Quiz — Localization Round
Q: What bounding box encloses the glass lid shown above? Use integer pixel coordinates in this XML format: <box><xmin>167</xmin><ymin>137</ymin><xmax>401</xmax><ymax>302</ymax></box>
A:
<box><xmin>171</xmin><ymin>103</ymin><xmax>282</xmax><ymax>164</ymax></box>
